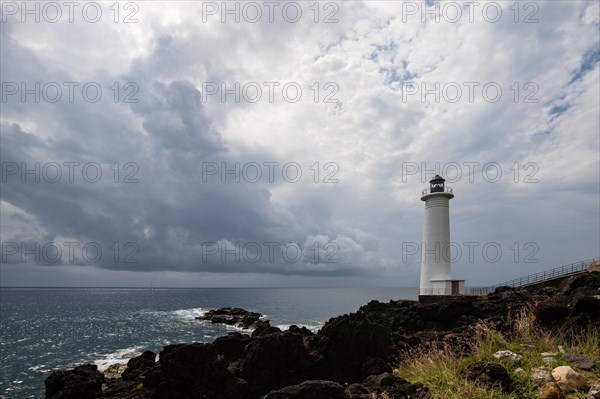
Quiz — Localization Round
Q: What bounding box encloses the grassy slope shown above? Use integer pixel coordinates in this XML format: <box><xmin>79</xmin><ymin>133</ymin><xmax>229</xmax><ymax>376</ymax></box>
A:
<box><xmin>396</xmin><ymin>307</ymin><xmax>600</xmax><ymax>399</ymax></box>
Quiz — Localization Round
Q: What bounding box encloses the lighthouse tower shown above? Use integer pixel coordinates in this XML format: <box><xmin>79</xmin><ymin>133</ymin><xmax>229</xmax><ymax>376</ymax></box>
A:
<box><xmin>419</xmin><ymin>174</ymin><xmax>464</xmax><ymax>299</ymax></box>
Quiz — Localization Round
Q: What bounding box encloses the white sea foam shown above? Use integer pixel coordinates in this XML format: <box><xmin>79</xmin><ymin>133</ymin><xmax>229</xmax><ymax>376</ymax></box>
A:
<box><xmin>139</xmin><ymin>307</ymin><xmax>207</xmax><ymax>320</ymax></box>
<box><xmin>275</xmin><ymin>323</ymin><xmax>323</xmax><ymax>333</ymax></box>
<box><xmin>223</xmin><ymin>323</ymin><xmax>254</xmax><ymax>332</ymax></box>
<box><xmin>28</xmin><ymin>364</ymin><xmax>50</xmax><ymax>373</ymax></box>
<box><xmin>172</xmin><ymin>307</ymin><xmax>207</xmax><ymax>320</ymax></box>
<box><xmin>93</xmin><ymin>346</ymin><xmax>152</xmax><ymax>371</ymax></box>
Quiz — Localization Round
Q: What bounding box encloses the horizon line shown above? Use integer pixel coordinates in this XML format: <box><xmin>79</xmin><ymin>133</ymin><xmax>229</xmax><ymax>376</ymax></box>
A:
<box><xmin>0</xmin><ymin>286</ymin><xmax>421</xmax><ymax>289</ymax></box>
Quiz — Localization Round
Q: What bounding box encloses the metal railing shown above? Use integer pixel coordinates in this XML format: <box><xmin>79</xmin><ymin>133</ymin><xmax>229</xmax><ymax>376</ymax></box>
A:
<box><xmin>421</xmin><ymin>186</ymin><xmax>453</xmax><ymax>196</ymax></box>
<box><xmin>465</xmin><ymin>258</ymin><xmax>598</xmax><ymax>296</ymax></box>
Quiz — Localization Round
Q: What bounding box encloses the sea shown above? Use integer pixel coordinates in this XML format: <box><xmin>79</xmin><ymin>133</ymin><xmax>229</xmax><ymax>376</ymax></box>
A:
<box><xmin>0</xmin><ymin>287</ymin><xmax>417</xmax><ymax>398</ymax></box>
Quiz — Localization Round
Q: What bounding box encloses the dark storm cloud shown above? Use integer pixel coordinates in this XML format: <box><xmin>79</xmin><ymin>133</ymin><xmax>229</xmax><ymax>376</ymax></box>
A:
<box><xmin>0</xmin><ymin>119</ymin><xmax>364</xmax><ymax>275</ymax></box>
<box><xmin>0</xmin><ymin>32</ymin><xmax>373</xmax><ymax>276</ymax></box>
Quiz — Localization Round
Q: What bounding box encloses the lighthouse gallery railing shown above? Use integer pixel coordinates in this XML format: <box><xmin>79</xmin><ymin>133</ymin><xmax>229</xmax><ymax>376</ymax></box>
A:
<box><xmin>466</xmin><ymin>258</ymin><xmax>599</xmax><ymax>296</ymax></box>
<box><xmin>421</xmin><ymin>187</ymin><xmax>453</xmax><ymax>196</ymax></box>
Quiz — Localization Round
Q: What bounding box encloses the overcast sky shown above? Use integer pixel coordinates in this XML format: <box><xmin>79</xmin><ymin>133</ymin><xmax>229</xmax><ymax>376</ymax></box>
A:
<box><xmin>1</xmin><ymin>1</ymin><xmax>598</xmax><ymax>287</ymax></box>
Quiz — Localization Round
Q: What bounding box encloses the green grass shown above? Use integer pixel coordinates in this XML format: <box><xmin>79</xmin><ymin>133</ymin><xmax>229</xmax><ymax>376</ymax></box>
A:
<box><xmin>395</xmin><ymin>307</ymin><xmax>600</xmax><ymax>399</ymax></box>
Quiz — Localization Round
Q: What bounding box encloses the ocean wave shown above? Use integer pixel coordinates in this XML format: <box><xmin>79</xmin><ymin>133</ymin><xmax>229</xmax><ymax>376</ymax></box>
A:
<box><xmin>27</xmin><ymin>364</ymin><xmax>50</xmax><ymax>373</ymax></box>
<box><xmin>171</xmin><ymin>307</ymin><xmax>207</xmax><ymax>320</ymax></box>
<box><xmin>223</xmin><ymin>323</ymin><xmax>254</xmax><ymax>332</ymax></box>
<box><xmin>139</xmin><ymin>307</ymin><xmax>207</xmax><ymax>321</ymax></box>
<box><xmin>93</xmin><ymin>346</ymin><xmax>152</xmax><ymax>371</ymax></box>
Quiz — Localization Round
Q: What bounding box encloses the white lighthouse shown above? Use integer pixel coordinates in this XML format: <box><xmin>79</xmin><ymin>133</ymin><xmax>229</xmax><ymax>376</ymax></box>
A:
<box><xmin>419</xmin><ymin>174</ymin><xmax>464</xmax><ymax>298</ymax></box>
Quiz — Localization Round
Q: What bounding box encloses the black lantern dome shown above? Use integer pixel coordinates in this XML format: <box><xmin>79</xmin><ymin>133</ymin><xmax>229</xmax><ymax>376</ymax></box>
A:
<box><xmin>430</xmin><ymin>174</ymin><xmax>445</xmax><ymax>193</ymax></box>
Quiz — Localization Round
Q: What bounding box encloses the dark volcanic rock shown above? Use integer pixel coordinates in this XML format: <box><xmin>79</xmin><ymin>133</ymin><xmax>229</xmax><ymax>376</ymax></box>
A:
<box><xmin>261</xmin><ymin>380</ymin><xmax>350</xmax><ymax>399</ymax></box>
<box><xmin>535</xmin><ymin>294</ymin><xmax>600</xmax><ymax>328</ymax></box>
<box><xmin>287</xmin><ymin>325</ymin><xmax>315</xmax><ymax>336</ymax></box>
<box><xmin>101</xmin><ymin>379</ymin><xmax>150</xmax><ymax>399</ymax></box>
<box><xmin>362</xmin><ymin>372</ymin><xmax>429</xmax><ymax>398</ymax></box>
<box><xmin>100</xmin><ymin>352</ymin><xmax>160</xmax><ymax>399</ymax></box>
<box><xmin>121</xmin><ymin>350</ymin><xmax>159</xmax><ymax>383</ymax></box>
<box><xmin>198</xmin><ymin>307</ymin><xmax>266</xmax><ymax>329</ymax></box>
<box><xmin>416</xmin><ymin>296</ymin><xmax>480</xmax><ymax>328</ymax></box>
<box><xmin>535</xmin><ymin>298</ymin><xmax>573</xmax><ymax>328</ymax></box>
<box><xmin>355</xmin><ymin>286</ymin><xmax>545</xmax><ymax>337</ymax></box>
<box><xmin>251</xmin><ymin>324</ymin><xmax>282</xmax><ymax>337</ymax></box>
<box><xmin>213</xmin><ymin>332</ymin><xmax>253</xmax><ymax>363</ymax></box>
<box><xmin>239</xmin><ymin>331</ymin><xmax>317</xmax><ymax>397</ymax></box>
<box><xmin>158</xmin><ymin>342</ymin><xmax>226</xmax><ymax>399</ymax></box>
<box><xmin>360</xmin><ymin>357</ymin><xmax>391</xmax><ymax>376</ymax></box>
<box><xmin>346</xmin><ymin>383</ymin><xmax>371</xmax><ymax>397</ymax></box>
<box><xmin>563</xmin><ymin>354</ymin><xmax>597</xmax><ymax>371</ymax></box>
<box><xmin>45</xmin><ymin>364</ymin><xmax>103</xmax><ymax>399</ymax></box>
<box><xmin>571</xmin><ymin>295</ymin><xmax>600</xmax><ymax>325</ymax></box>
<box><xmin>560</xmin><ymin>271</ymin><xmax>600</xmax><ymax>296</ymax></box>
<box><xmin>317</xmin><ymin>312</ymin><xmax>394</xmax><ymax>382</ymax></box>
<box><xmin>262</xmin><ymin>378</ymin><xmax>426</xmax><ymax>399</ymax></box>
<box><xmin>101</xmin><ymin>352</ymin><xmax>161</xmax><ymax>398</ymax></box>
<box><xmin>460</xmin><ymin>362</ymin><xmax>511</xmax><ymax>392</ymax></box>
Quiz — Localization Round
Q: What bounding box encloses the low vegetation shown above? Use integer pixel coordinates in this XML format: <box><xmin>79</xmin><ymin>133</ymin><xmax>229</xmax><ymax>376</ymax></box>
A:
<box><xmin>396</xmin><ymin>307</ymin><xmax>599</xmax><ymax>399</ymax></box>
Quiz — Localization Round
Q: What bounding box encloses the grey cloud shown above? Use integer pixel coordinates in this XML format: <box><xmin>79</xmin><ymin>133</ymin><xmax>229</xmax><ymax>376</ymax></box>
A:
<box><xmin>1</xmin><ymin>1</ymin><xmax>598</xmax><ymax>286</ymax></box>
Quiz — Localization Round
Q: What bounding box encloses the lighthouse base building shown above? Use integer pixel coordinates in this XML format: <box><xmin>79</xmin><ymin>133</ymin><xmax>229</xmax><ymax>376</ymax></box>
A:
<box><xmin>419</xmin><ymin>174</ymin><xmax>465</xmax><ymax>301</ymax></box>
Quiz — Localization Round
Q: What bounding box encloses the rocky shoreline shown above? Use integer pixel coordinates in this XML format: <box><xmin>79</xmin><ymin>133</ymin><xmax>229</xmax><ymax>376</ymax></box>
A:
<box><xmin>195</xmin><ymin>307</ymin><xmax>271</xmax><ymax>331</ymax></box>
<box><xmin>45</xmin><ymin>271</ymin><xmax>600</xmax><ymax>399</ymax></box>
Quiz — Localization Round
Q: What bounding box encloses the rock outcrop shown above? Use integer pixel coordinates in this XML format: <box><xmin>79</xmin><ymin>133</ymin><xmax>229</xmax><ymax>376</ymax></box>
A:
<box><xmin>45</xmin><ymin>271</ymin><xmax>600</xmax><ymax>399</ymax></box>
<box><xmin>196</xmin><ymin>307</ymin><xmax>266</xmax><ymax>329</ymax></box>
<box><xmin>45</xmin><ymin>364</ymin><xmax>104</xmax><ymax>399</ymax></box>
<box><xmin>261</xmin><ymin>380</ymin><xmax>351</xmax><ymax>399</ymax></box>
